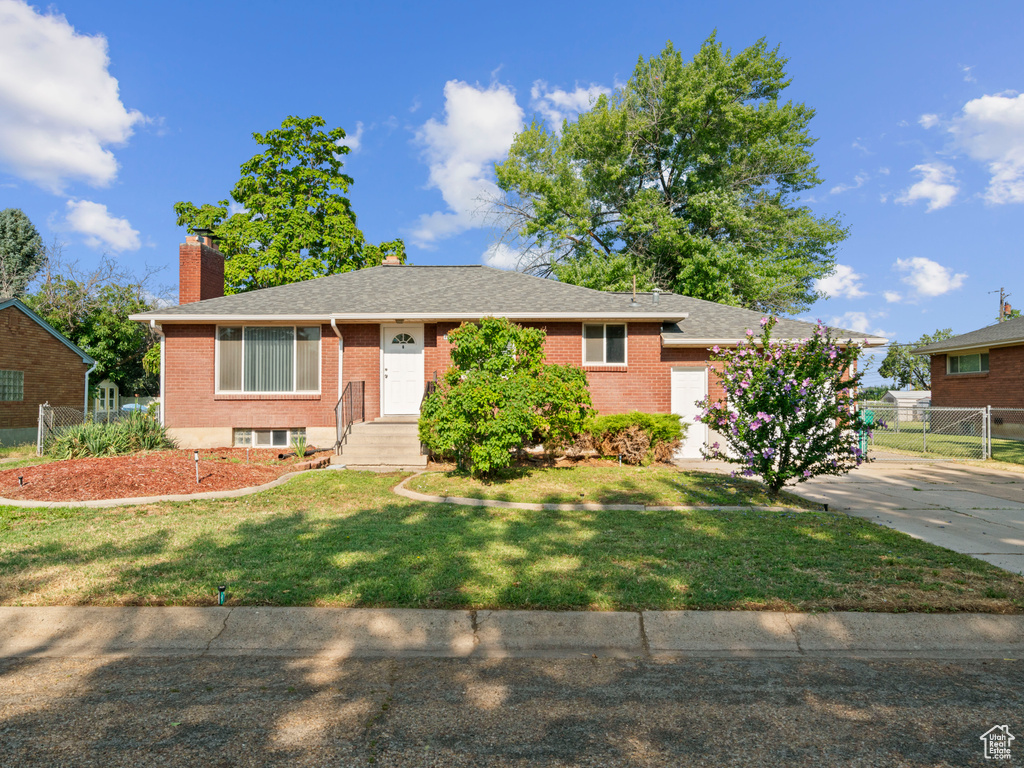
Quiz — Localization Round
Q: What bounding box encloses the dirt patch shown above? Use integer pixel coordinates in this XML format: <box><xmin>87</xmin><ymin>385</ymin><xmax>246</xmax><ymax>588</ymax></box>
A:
<box><xmin>0</xmin><ymin>448</ymin><xmax>331</xmax><ymax>502</ymax></box>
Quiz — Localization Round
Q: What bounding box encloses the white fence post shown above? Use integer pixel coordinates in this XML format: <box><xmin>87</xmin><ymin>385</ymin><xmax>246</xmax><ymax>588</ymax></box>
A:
<box><xmin>36</xmin><ymin>403</ymin><xmax>44</xmax><ymax>456</ymax></box>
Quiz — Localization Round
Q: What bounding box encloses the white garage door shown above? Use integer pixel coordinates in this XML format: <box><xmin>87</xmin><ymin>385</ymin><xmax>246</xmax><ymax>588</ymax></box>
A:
<box><xmin>671</xmin><ymin>367</ymin><xmax>708</xmax><ymax>459</ymax></box>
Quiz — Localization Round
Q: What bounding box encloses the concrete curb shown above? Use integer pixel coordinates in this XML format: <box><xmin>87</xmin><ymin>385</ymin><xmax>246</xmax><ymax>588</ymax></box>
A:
<box><xmin>1</xmin><ymin>607</ymin><xmax>1021</xmax><ymax>660</ymax></box>
<box><xmin>0</xmin><ymin>464</ymin><xmax>326</xmax><ymax>510</ymax></box>
<box><xmin>394</xmin><ymin>472</ymin><xmax>808</xmax><ymax>513</ymax></box>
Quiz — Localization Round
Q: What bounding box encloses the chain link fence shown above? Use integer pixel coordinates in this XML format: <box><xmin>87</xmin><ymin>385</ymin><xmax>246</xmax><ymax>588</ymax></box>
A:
<box><xmin>857</xmin><ymin>401</ymin><xmax>989</xmax><ymax>461</ymax></box>
<box><xmin>36</xmin><ymin>403</ymin><xmax>131</xmax><ymax>455</ymax></box>
<box><xmin>990</xmin><ymin>407</ymin><xmax>1024</xmax><ymax>464</ymax></box>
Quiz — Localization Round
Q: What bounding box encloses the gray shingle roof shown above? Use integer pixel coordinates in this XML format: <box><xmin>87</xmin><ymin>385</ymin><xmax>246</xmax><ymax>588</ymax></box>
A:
<box><xmin>132</xmin><ymin>264</ymin><xmax>883</xmax><ymax>343</ymax></box>
<box><xmin>913</xmin><ymin>316</ymin><xmax>1024</xmax><ymax>355</ymax></box>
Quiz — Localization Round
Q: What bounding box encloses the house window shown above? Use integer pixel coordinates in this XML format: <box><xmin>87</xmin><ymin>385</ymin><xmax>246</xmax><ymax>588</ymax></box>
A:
<box><xmin>233</xmin><ymin>427</ymin><xmax>305</xmax><ymax>447</ymax></box>
<box><xmin>947</xmin><ymin>352</ymin><xmax>989</xmax><ymax>374</ymax></box>
<box><xmin>583</xmin><ymin>324</ymin><xmax>627</xmax><ymax>364</ymax></box>
<box><xmin>217</xmin><ymin>326</ymin><xmax>321</xmax><ymax>392</ymax></box>
<box><xmin>0</xmin><ymin>370</ymin><xmax>24</xmax><ymax>401</ymax></box>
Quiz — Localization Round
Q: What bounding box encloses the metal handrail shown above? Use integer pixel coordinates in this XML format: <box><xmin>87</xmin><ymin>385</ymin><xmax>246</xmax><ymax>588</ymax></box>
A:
<box><xmin>335</xmin><ymin>381</ymin><xmax>365</xmax><ymax>451</ymax></box>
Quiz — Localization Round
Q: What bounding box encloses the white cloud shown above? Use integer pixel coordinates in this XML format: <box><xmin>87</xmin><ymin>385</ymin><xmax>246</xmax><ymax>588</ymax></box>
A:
<box><xmin>411</xmin><ymin>80</ymin><xmax>524</xmax><ymax>247</ymax></box>
<box><xmin>878</xmin><ymin>167</ymin><xmax>890</xmax><ymax>175</ymax></box>
<box><xmin>0</xmin><ymin>0</ymin><xmax>145</xmax><ymax>192</ymax></box>
<box><xmin>883</xmin><ymin>290</ymin><xmax>903</xmax><ymax>303</ymax></box>
<box><xmin>918</xmin><ymin>114</ymin><xmax>941</xmax><ymax>129</ymax></box>
<box><xmin>828</xmin><ymin>312</ymin><xmax>889</xmax><ymax>338</ymax></box>
<box><xmin>64</xmin><ymin>199</ymin><xmax>140</xmax><ymax>251</ymax></box>
<box><xmin>482</xmin><ymin>243</ymin><xmax>523</xmax><ymax>270</ymax></box>
<box><xmin>815</xmin><ymin>264</ymin><xmax>868</xmax><ymax>299</ymax></box>
<box><xmin>894</xmin><ymin>256</ymin><xmax>967</xmax><ymax>297</ymax></box>
<box><xmin>830</xmin><ymin>172</ymin><xmax>869</xmax><ymax>195</ymax></box>
<box><xmin>960</xmin><ymin>64</ymin><xmax>976</xmax><ymax>83</ymax></box>
<box><xmin>851</xmin><ymin>139</ymin><xmax>871</xmax><ymax>155</ymax></box>
<box><xmin>530</xmin><ymin>81</ymin><xmax>609</xmax><ymax>131</ymax></box>
<box><xmin>336</xmin><ymin>121</ymin><xmax>364</xmax><ymax>153</ymax></box>
<box><xmin>950</xmin><ymin>92</ymin><xmax>1024</xmax><ymax>204</ymax></box>
<box><xmin>896</xmin><ymin>162</ymin><xmax>959</xmax><ymax>211</ymax></box>
<box><xmin>227</xmin><ymin>201</ymin><xmax>249</xmax><ymax>216</ymax></box>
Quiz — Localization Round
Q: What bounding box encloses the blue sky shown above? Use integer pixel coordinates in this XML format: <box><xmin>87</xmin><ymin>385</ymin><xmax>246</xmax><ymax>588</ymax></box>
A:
<box><xmin>2</xmin><ymin>0</ymin><xmax>1022</xmax><ymax>385</ymax></box>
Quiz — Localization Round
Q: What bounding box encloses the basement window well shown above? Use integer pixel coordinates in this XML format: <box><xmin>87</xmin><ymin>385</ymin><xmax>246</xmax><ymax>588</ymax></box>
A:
<box><xmin>233</xmin><ymin>427</ymin><xmax>305</xmax><ymax>448</ymax></box>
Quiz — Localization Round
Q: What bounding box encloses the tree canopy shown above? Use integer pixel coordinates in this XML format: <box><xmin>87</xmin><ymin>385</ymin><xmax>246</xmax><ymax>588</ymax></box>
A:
<box><xmin>174</xmin><ymin>115</ymin><xmax>404</xmax><ymax>294</ymax></box>
<box><xmin>878</xmin><ymin>328</ymin><xmax>953</xmax><ymax>390</ymax></box>
<box><xmin>0</xmin><ymin>208</ymin><xmax>45</xmax><ymax>299</ymax></box>
<box><xmin>25</xmin><ymin>249</ymin><xmax>162</xmax><ymax>395</ymax></box>
<box><xmin>493</xmin><ymin>35</ymin><xmax>846</xmax><ymax>314</ymax></box>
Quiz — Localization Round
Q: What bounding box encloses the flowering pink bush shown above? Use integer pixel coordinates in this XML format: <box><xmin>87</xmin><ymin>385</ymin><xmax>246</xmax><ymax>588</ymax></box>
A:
<box><xmin>697</xmin><ymin>316</ymin><xmax>871</xmax><ymax>499</ymax></box>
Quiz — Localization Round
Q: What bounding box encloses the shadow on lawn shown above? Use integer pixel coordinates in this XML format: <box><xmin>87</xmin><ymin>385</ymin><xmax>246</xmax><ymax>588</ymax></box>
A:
<box><xmin>0</xmin><ymin>472</ymin><xmax>1018</xmax><ymax>611</ymax></box>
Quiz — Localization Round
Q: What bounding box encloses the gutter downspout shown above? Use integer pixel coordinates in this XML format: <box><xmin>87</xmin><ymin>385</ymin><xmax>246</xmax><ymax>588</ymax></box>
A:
<box><xmin>151</xmin><ymin>319</ymin><xmax>165</xmax><ymax>425</ymax></box>
<box><xmin>330</xmin><ymin>319</ymin><xmax>343</xmax><ymax>402</ymax></box>
<box><xmin>84</xmin><ymin>361</ymin><xmax>97</xmax><ymax>417</ymax></box>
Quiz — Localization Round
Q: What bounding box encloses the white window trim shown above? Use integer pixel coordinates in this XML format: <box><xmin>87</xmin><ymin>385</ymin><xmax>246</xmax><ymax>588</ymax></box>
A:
<box><xmin>946</xmin><ymin>350</ymin><xmax>990</xmax><ymax>375</ymax></box>
<box><xmin>215</xmin><ymin>324</ymin><xmax>322</xmax><ymax>395</ymax></box>
<box><xmin>582</xmin><ymin>322</ymin><xmax>628</xmax><ymax>366</ymax></box>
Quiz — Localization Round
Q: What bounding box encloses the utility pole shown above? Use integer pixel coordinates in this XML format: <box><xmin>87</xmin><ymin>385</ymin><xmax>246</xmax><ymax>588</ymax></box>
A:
<box><xmin>990</xmin><ymin>287</ymin><xmax>1013</xmax><ymax>322</ymax></box>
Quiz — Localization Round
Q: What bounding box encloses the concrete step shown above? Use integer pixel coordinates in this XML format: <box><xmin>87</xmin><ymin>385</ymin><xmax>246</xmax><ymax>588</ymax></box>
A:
<box><xmin>331</xmin><ymin>454</ymin><xmax>426</xmax><ymax>468</ymax></box>
<box><xmin>349</xmin><ymin>424</ymin><xmax>420</xmax><ymax>437</ymax></box>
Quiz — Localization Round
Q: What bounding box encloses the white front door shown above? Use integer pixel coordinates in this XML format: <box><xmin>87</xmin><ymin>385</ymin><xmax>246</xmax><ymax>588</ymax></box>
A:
<box><xmin>382</xmin><ymin>324</ymin><xmax>425</xmax><ymax>415</ymax></box>
<box><xmin>671</xmin><ymin>367</ymin><xmax>708</xmax><ymax>459</ymax></box>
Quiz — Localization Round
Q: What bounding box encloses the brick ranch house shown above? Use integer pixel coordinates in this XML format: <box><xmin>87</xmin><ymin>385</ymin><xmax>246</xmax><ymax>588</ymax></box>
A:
<box><xmin>914</xmin><ymin>315</ymin><xmax>1024</xmax><ymax>441</ymax></box>
<box><xmin>131</xmin><ymin>235</ymin><xmax>883</xmax><ymax>465</ymax></box>
<box><xmin>0</xmin><ymin>298</ymin><xmax>96</xmax><ymax>447</ymax></box>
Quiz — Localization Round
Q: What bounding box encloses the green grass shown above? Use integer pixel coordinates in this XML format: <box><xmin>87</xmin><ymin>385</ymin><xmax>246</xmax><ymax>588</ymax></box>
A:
<box><xmin>0</xmin><ymin>443</ymin><xmax>52</xmax><ymax>471</ymax></box>
<box><xmin>409</xmin><ymin>466</ymin><xmax>816</xmax><ymax>508</ymax></box>
<box><xmin>1</xmin><ymin>470</ymin><xmax>1022</xmax><ymax>613</ymax></box>
<box><xmin>868</xmin><ymin>422</ymin><xmax>1024</xmax><ymax>465</ymax></box>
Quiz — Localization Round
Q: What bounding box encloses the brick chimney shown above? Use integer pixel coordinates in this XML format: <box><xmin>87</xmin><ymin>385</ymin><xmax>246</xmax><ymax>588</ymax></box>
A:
<box><xmin>179</xmin><ymin>233</ymin><xmax>225</xmax><ymax>304</ymax></box>
<box><xmin>382</xmin><ymin>254</ymin><xmax>402</xmax><ymax>266</ymax></box>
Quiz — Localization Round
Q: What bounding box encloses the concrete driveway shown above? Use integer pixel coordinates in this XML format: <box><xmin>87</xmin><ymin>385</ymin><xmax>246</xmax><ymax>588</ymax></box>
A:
<box><xmin>794</xmin><ymin>461</ymin><xmax>1024</xmax><ymax>574</ymax></box>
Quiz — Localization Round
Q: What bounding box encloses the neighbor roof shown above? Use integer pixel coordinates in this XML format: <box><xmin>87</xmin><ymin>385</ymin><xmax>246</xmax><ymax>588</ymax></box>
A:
<box><xmin>912</xmin><ymin>316</ymin><xmax>1024</xmax><ymax>355</ymax></box>
<box><xmin>131</xmin><ymin>264</ymin><xmax>885</xmax><ymax>345</ymax></box>
<box><xmin>0</xmin><ymin>298</ymin><xmax>95</xmax><ymax>364</ymax></box>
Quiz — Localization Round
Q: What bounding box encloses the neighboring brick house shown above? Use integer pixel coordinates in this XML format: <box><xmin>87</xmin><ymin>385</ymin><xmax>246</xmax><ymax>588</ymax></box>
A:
<box><xmin>0</xmin><ymin>298</ymin><xmax>96</xmax><ymax>446</ymax></box>
<box><xmin>131</xmin><ymin>234</ymin><xmax>884</xmax><ymax>460</ymax></box>
<box><xmin>913</xmin><ymin>316</ymin><xmax>1024</xmax><ymax>409</ymax></box>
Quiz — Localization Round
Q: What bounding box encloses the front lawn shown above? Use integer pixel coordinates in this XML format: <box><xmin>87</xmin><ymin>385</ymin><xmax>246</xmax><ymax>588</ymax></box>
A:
<box><xmin>1</xmin><ymin>471</ymin><xmax>1022</xmax><ymax>612</ymax></box>
<box><xmin>408</xmin><ymin>466</ymin><xmax>817</xmax><ymax>508</ymax></box>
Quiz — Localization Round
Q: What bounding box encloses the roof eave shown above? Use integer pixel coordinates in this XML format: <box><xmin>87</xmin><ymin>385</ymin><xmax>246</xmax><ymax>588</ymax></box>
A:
<box><xmin>912</xmin><ymin>337</ymin><xmax>1024</xmax><ymax>356</ymax></box>
<box><xmin>661</xmin><ymin>335</ymin><xmax>887</xmax><ymax>348</ymax></box>
<box><xmin>131</xmin><ymin>311</ymin><xmax>691</xmax><ymax>324</ymax></box>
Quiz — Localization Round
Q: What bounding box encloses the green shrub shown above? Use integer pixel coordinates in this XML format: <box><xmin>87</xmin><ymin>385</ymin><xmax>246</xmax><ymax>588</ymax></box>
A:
<box><xmin>290</xmin><ymin>432</ymin><xmax>308</xmax><ymax>459</ymax></box>
<box><xmin>586</xmin><ymin>411</ymin><xmax>686</xmax><ymax>464</ymax></box>
<box><xmin>47</xmin><ymin>412</ymin><xmax>177</xmax><ymax>459</ymax></box>
<box><xmin>419</xmin><ymin>317</ymin><xmax>593</xmax><ymax>477</ymax></box>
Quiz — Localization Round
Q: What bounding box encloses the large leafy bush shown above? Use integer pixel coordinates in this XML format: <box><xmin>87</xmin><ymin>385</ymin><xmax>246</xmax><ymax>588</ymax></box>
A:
<box><xmin>419</xmin><ymin>317</ymin><xmax>592</xmax><ymax>476</ymax></box>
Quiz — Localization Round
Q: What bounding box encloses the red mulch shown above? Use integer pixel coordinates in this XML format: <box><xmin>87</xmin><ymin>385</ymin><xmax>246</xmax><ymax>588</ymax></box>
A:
<box><xmin>0</xmin><ymin>448</ymin><xmax>332</xmax><ymax>502</ymax></box>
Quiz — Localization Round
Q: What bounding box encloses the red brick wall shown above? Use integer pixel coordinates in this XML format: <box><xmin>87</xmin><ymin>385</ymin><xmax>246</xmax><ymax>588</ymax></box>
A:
<box><xmin>0</xmin><ymin>306</ymin><xmax>89</xmax><ymax>429</ymax></box>
<box><xmin>422</xmin><ymin>320</ymin><xmax>723</xmax><ymax>415</ymax></box>
<box><xmin>179</xmin><ymin>241</ymin><xmax>225</xmax><ymax>305</ymax></box>
<box><xmin>162</xmin><ymin>320</ymin><xmax>726</xmax><ymax>436</ymax></box>
<box><xmin>930</xmin><ymin>345</ymin><xmax>1024</xmax><ymax>408</ymax></box>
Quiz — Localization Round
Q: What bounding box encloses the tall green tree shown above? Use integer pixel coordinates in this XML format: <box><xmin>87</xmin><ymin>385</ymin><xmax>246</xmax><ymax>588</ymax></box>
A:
<box><xmin>493</xmin><ymin>35</ymin><xmax>846</xmax><ymax>314</ymax></box>
<box><xmin>0</xmin><ymin>208</ymin><xmax>45</xmax><ymax>299</ymax></box>
<box><xmin>174</xmin><ymin>115</ymin><xmax>404</xmax><ymax>294</ymax></box>
<box><xmin>878</xmin><ymin>328</ymin><xmax>953</xmax><ymax>390</ymax></box>
<box><xmin>26</xmin><ymin>251</ymin><xmax>162</xmax><ymax>395</ymax></box>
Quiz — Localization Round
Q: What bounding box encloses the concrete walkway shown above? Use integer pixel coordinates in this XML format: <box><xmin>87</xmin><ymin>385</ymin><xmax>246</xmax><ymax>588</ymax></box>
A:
<box><xmin>793</xmin><ymin>461</ymin><xmax>1024</xmax><ymax>574</ymax></box>
<box><xmin>2</xmin><ymin>607</ymin><xmax>1022</xmax><ymax>660</ymax></box>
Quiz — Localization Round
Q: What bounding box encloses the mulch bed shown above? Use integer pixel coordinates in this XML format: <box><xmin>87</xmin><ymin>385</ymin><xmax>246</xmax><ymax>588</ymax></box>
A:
<box><xmin>0</xmin><ymin>448</ymin><xmax>331</xmax><ymax>502</ymax></box>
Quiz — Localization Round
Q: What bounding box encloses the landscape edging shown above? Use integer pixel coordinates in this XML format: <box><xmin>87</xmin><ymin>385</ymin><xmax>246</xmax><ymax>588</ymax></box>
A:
<box><xmin>0</xmin><ymin>464</ymin><xmax>323</xmax><ymax>509</ymax></box>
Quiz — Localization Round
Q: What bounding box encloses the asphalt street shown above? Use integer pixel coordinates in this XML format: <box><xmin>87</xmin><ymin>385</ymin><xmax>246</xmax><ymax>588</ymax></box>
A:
<box><xmin>1</xmin><ymin>653</ymin><xmax>1020</xmax><ymax>767</ymax></box>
